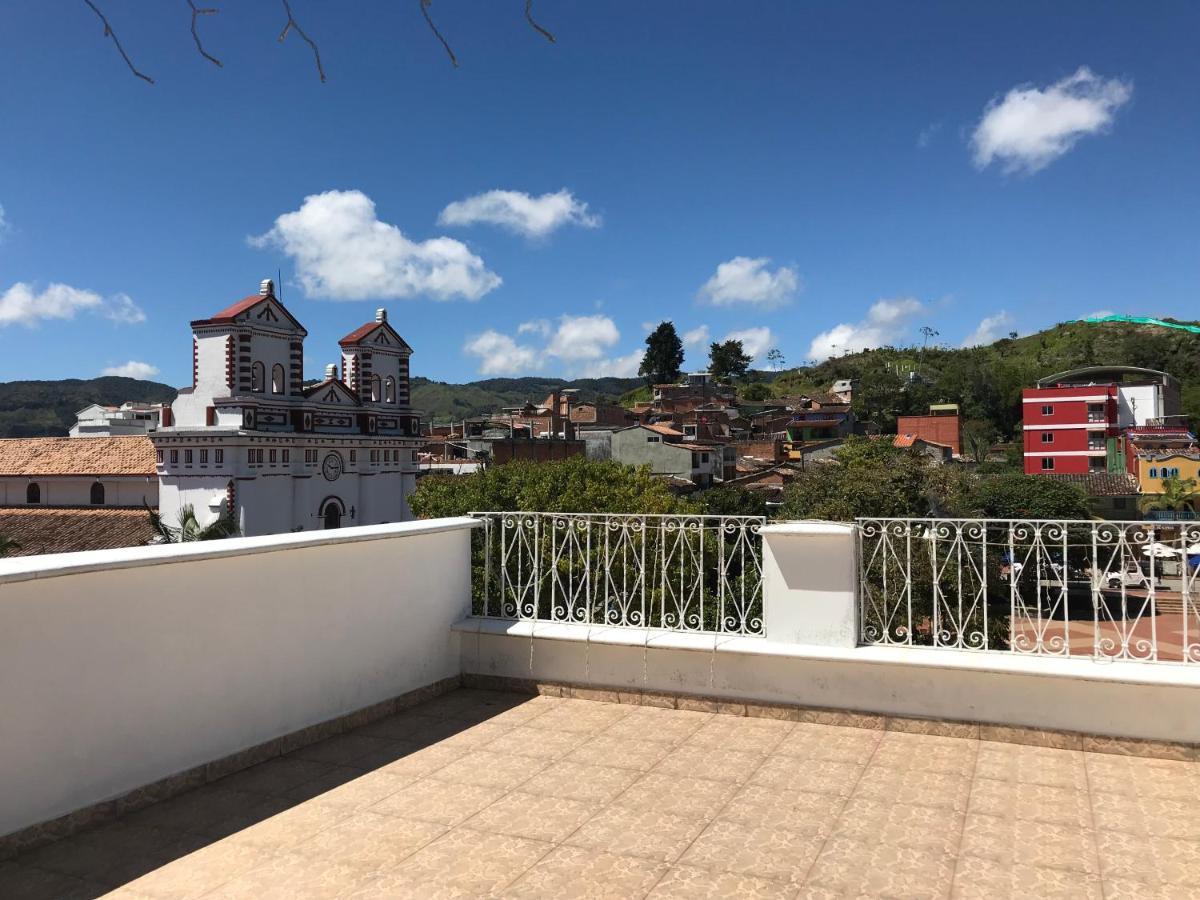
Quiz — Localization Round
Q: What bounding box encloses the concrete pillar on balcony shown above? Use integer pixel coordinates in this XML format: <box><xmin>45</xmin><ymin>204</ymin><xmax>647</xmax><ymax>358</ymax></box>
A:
<box><xmin>760</xmin><ymin>521</ymin><xmax>858</xmax><ymax>648</ymax></box>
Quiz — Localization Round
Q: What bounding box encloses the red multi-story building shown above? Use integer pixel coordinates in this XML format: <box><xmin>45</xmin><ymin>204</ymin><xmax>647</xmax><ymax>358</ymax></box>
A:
<box><xmin>1022</xmin><ymin>384</ymin><xmax>1119</xmax><ymax>474</ymax></box>
<box><xmin>1022</xmin><ymin>366</ymin><xmax>1181</xmax><ymax>475</ymax></box>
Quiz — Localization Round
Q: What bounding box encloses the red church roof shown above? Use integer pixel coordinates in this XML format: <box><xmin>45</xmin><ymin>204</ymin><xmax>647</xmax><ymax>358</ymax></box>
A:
<box><xmin>339</xmin><ymin>322</ymin><xmax>380</xmax><ymax>346</ymax></box>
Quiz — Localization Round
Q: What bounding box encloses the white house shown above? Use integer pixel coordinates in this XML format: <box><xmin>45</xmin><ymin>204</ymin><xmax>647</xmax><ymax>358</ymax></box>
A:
<box><xmin>70</xmin><ymin>402</ymin><xmax>164</xmax><ymax>437</ymax></box>
<box><xmin>153</xmin><ymin>280</ymin><xmax>423</xmax><ymax>536</ymax></box>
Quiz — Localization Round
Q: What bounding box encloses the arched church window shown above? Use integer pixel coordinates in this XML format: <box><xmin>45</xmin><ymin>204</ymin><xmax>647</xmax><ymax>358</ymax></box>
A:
<box><xmin>271</xmin><ymin>364</ymin><xmax>285</xmax><ymax>395</ymax></box>
<box><xmin>371</xmin><ymin>375</ymin><xmax>381</xmax><ymax>403</ymax></box>
<box><xmin>384</xmin><ymin>376</ymin><xmax>396</xmax><ymax>404</ymax></box>
<box><xmin>251</xmin><ymin>361</ymin><xmax>265</xmax><ymax>393</ymax></box>
<box><xmin>26</xmin><ymin>483</ymin><xmax>40</xmax><ymax>504</ymax></box>
<box><xmin>90</xmin><ymin>482</ymin><xmax>105</xmax><ymax>505</ymax></box>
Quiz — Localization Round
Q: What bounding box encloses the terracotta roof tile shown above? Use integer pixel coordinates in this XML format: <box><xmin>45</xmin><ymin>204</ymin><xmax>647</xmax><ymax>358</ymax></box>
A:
<box><xmin>0</xmin><ymin>437</ymin><xmax>156</xmax><ymax>477</ymax></box>
<box><xmin>645</xmin><ymin>423</ymin><xmax>684</xmax><ymax>436</ymax></box>
<box><xmin>0</xmin><ymin>507</ymin><xmax>158</xmax><ymax>556</ymax></box>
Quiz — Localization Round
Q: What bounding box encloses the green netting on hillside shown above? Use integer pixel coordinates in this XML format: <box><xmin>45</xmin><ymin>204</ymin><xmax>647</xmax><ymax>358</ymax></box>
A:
<box><xmin>1080</xmin><ymin>314</ymin><xmax>1200</xmax><ymax>335</ymax></box>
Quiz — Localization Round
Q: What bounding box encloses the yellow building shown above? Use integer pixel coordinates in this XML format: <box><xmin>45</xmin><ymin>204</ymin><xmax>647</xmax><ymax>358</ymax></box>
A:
<box><xmin>1131</xmin><ymin>453</ymin><xmax>1200</xmax><ymax>494</ymax></box>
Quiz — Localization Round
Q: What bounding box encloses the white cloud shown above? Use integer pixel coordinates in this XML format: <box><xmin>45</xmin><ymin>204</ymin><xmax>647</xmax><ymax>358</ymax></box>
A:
<box><xmin>971</xmin><ymin>67</ymin><xmax>1132</xmax><ymax>174</ymax></box>
<box><xmin>101</xmin><ymin>360</ymin><xmax>160</xmax><ymax>380</ymax></box>
<box><xmin>517</xmin><ymin>318</ymin><xmax>551</xmax><ymax>338</ymax></box>
<box><xmin>698</xmin><ymin>257</ymin><xmax>799</xmax><ymax>309</ymax></box>
<box><xmin>722</xmin><ymin>326</ymin><xmax>775</xmax><ymax>362</ymax></box>
<box><xmin>960</xmin><ymin>311</ymin><xmax>1014</xmax><ymax>347</ymax></box>
<box><xmin>807</xmin><ymin>297</ymin><xmax>924</xmax><ymax>361</ymax></box>
<box><xmin>0</xmin><ymin>204</ymin><xmax>8</xmax><ymax>242</ymax></box>
<box><xmin>682</xmin><ymin>325</ymin><xmax>710</xmax><ymax>347</ymax></box>
<box><xmin>102</xmin><ymin>293</ymin><xmax>147</xmax><ymax>324</ymax></box>
<box><xmin>250</xmin><ymin>190</ymin><xmax>501</xmax><ymax>302</ymax></box>
<box><xmin>463</xmin><ymin>330</ymin><xmax>540</xmax><ymax>376</ymax></box>
<box><xmin>0</xmin><ymin>282</ymin><xmax>145</xmax><ymax>328</ymax></box>
<box><xmin>579</xmin><ymin>349</ymin><xmax>645</xmax><ymax>379</ymax></box>
<box><xmin>917</xmin><ymin>122</ymin><xmax>942</xmax><ymax>148</ymax></box>
<box><xmin>545</xmin><ymin>314</ymin><xmax>620</xmax><ymax>361</ymax></box>
<box><xmin>438</xmin><ymin>189</ymin><xmax>600</xmax><ymax>239</ymax></box>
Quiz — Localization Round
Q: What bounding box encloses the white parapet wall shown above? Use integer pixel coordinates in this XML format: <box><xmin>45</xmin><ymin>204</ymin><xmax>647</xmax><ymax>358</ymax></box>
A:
<box><xmin>0</xmin><ymin>517</ymin><xmax>479</xmax><ymax>839</ymax></box>
<box><xmin>456</xmin><ymin>520</ymin><xmax>1200</xmax><ymax>744</ymax></box>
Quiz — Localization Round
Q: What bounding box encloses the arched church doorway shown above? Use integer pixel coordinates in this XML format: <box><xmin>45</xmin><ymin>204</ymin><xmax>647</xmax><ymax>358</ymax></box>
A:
<box><xmin>320</xmin><ymin>497</ymin><xmax>345</xmax><ymax>530</ymax></box>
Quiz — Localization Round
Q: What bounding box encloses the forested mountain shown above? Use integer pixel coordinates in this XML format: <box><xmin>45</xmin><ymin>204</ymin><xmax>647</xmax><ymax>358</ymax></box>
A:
<box><xmin>768</xmin><ymin>318</ymin><xmax>1200</xmax><ymax>438</ymax></box>
<box><xmin>0</xmin><ymin>378</ymin><xmax>177</xmax><ymax>437</ymax></box>
<box><xmin>412</xmin><ymin>376</ymin><xmax>644</xmax><ymax>421</ymax></box>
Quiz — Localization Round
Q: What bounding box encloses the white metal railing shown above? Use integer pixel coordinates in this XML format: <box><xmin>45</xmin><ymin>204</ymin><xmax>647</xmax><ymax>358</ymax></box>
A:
<box><xmin>857</xmin><ymin>518</ymin><xmax>1200</xmax><ymax>664</ymax></box>
<box><xmin>469</xmin><ymin>513</ymin><xmax>766</xmax><ymax>635</ymax></box>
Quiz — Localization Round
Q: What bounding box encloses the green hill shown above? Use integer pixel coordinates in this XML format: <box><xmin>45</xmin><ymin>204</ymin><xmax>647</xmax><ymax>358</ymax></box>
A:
<box><xmin>0</xmin><ymin>377</ymin><xmax>178</xmax><ymax>438</ymax></box>
<box><xmin>768</xmin><ymin>317</ymin><xmax>1200</xmax><ymax>437</ymax></box>
<box><xmin>412</xmin><ymin>376</ymin><xmax>643</xmax><ymax>422</ymax></box>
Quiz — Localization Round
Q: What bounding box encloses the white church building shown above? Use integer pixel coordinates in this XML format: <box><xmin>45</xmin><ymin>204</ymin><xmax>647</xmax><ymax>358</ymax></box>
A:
<box><xmin>152</xmin><ymin>280</ymin><xmax>423</xmax><ymax>536</ymax></box>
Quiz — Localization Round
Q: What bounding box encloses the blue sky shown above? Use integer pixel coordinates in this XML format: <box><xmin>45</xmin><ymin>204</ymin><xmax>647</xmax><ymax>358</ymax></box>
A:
<box><xmin>1</xmin><ymin>2</ymin><xmax>1197</xmax><ymax>386</ymax></box>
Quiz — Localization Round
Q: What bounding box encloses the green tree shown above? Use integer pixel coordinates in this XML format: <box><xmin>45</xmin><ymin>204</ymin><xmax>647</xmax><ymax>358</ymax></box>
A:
<box><xmin>971</xmin><ymin>476</ymin><xmax>1090</xmax><ymax>520</ymax></box>
<box><xmin>639</xmin><ymin>322</ymin><xmax>684</xmax><ymax>385</ymax></box>
<box><xmin>146</xmin><ymin>502</ymin><xmax>240</xmax><ymax>542</ymax></box>
<box><xmin>1137</xmin><ymin>477</ymin><xmax>1200</xmax><ymax>517</ymax></box>
<box><xmin>694</xmin><ymin>485</ymin><xmax>769</xmax><ymax>518</ymax></box>
<box><xmin>739</xmin><ymin>382</ymin><xmax>773</xmax><ymax>402</ymax></box>
<box><xmin>961</xmin><ymin>419</ymin><xmax>998</xmax><ymax>464</ymax></box>
<box><xmin>765</xmin><ymin>348</ymin><xmax>786</xmax><ymax>371</ymax></box>
<box><xmin>708</xmin><ymin>340</ymin><xmax>752</xmax><ymax>382</ymax></box>
<box><xmin>408</xmin><ymin>456</ymin><xmax>693</xmax><ymax>518</ymax></box>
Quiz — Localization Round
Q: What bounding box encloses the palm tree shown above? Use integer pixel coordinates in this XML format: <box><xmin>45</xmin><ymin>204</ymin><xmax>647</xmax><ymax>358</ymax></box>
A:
<box><xmin>146</xmin><ymin>502</ymin><xmax>239</xmax><ymax>543</ymax></box>
<box><xmin>1137</xmin><ymin>477</ymin><xmax>1200</xmax><ymax>519</ymax></box>
<box><xmin>0</xmin><ymin>534</ymin><xmax>22</xmax><ymax>557</ymax></box>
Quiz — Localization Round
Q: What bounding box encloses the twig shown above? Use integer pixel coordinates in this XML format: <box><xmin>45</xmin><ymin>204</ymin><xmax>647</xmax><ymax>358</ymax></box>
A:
<box><xmin>186</xmin><ymin>0</ymin><xmax>222</xmax><ymax>68</ymax></box>
<box><xmin>419</xmin><ymin>0</ymin><xmax>458</xmax><ymax>68</ymax></box>
<box><xmin>82</xmin><ymin>0</ymin><xmax>154</xmax><ymax>84</ymax></box>
<box><xmin>524</xmin><ymin>0</ymin><xmax>556</xmax><ymax>43</ymax></box>
<box><xmin>278</xmin><ymin>0</ymin><xmax>326</xmax><ymax>82</ymax></box>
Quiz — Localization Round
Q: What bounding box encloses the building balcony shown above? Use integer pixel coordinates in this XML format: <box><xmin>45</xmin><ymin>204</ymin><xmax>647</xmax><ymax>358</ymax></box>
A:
<box><xmin>1</xmin><ymin>516</ymin><xmax>1198</xmax><ymax>897</ymax></box>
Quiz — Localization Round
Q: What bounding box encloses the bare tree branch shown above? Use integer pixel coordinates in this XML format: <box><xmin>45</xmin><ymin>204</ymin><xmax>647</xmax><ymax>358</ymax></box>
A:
<box><xmin>419</xmin><ymin>0</ymin><xmax>458</xmax><ymax>68</ymax></box>
<box><xmin>278</xmin><ymin>0</ymin><xmax>326</xmax><ymax>82</ymax></box>
<box><xmin>82</xmin><ymin>0</ymin><xmax>154</xmax><ymax>84</ymax></box>
<box><xmin>524</xmin><ymin>0</ymin><xmax>556</xmax><ymax>44</ymax></box>
<box><xmin>186</xmin><ymin>0</ymin><xmax>223</xmax><ymax>68</ymax></box>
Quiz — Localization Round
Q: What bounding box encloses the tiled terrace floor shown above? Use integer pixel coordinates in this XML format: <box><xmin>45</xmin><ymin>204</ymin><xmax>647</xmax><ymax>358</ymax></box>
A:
<box><xmin>3</xmin><ymin>689</ymin><xmax>1200</xmax><ymax>899</ymax></box>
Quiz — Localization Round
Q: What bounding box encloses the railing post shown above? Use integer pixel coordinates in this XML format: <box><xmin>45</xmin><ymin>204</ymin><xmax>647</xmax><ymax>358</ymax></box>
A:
<box><xmin>760</xmin><ymin>522</ymin><xmax>859</xmax><ymax>647</ymax></box>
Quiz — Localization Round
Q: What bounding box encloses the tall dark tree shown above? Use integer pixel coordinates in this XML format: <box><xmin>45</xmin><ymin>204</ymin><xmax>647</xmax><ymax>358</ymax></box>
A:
<box><xmin>639</xmin><ymin>322</ymin><xmax>684</xmax><ymax>385</ymax></box>
<box><xmin>708</xmin><ymin>340</ymin><xmax>752</xmax><ymax>382</ymax></box>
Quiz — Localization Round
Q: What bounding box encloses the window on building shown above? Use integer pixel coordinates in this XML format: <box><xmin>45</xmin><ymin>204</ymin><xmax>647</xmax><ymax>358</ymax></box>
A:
<box><xmin>1088</xmin><ymin>434</ymin><xmax>1105</xmax><ymax>451</ymax></box>
<box><xmin>370</xmin><ymin>449</ymin><xmax>379</xmax><ymax>463</ymax></box>
<box><xmin>247</xmin><ymin>449</ymin><xmax>255</xmax><ymax>464</ymax></box>
<box><xmin>1149</xmin><ymin>467</ymin><xmax>1159</xmax><ymax>478</ymax></box>
<box><xmin>26</xmin><ymin>483</ymin><xmax>40</xmax><ymax>504</ymax></box>
<box><xmin>1041</xmin><ymin>405</ymin><xmax>1054</xmax><ymax>416</ymax></box>
<box><xmin>215</xmin><ymin>449</ymin><xmax>223</xmax><ymax>464</ymax></box>
<box><xmin>1041</xmin><ymin>432</ymin><xmax>1054</xmax><ymax>444</ymax></box>
<box><xmin>251</xmin><ymin>361</ymin><xmax>265</xmax><ymax>393</ymax></box>
<box><xmin>282</xmin><ymin>449</ymin><xmax>289</xmax><ymax>463</ymax></box>
<box><xmin>184</xmin><ymin>449</ymin><xmax>193</xmax><ymax>464</ymax></box>
<box><xmin>156</xmin><ymin>449</ymin><xmax>164</xmax><ymax>463</ymax></box>
<box><xmin>269</xmin><ymin>449</ymin><xmax>277</xmax><ymax>464</ymax></box>
<box><xmin>256</xmin><ymin>449</ymin><xmax>264</xmax><ymax>464</ymax></box>
<box><xmin>200</xmin><ymin>449</ymin><xmax>208</xmax><ymax>464</ymax></box>
<box><xmin>1089</xmin><ymin>456</ymin><xmax>1105</xmax><ymax>472</ymax></box>
<box><xmin>371</xmin><ymin>374</ymin><xmax>381</xmax><ymax>403</ymax></box>
<box><xmin>1041</xmin><ymin>458</ymin><xmax>1055</xmax><ymax>471</ymax></box>
<box><xmin>1169</xmin><ymin>467</ymin><xmax>1181</xmax><ymax>478</ymax></box>
<box><xmin>90</xmin><ymin>481</ymin><xmax>105</xmax><ymax>505</ymax></box>
<box><xmin>384</xmin><ymin>376</ymin><xmax>396</xmax><ymax>404</ymax></box>
<box><xmin>647</xmin><ymin>435</ymin><xmax>661</xmax><ymax>443</ymax></box>
<box><xmin>701</xmin><ymin>453</ymin><xmax>710</xmax><ymax>463</ymax></box>
<box><xmin>1087</xmin><ymin>403</ymin><xmax>1105</xmax><ymax>423</ymax></box>
<box><xmin>170</xmin><ymin>449</ymin><xmax>178</xmax><ymax>464</ymax></box>
<box><xmin>350</xmin><ymin>450</ymin><xmax>356</xmax><ymax>463</ymax></box>
<box><xmin>271</xmin><ymin>364</ymin><xmax>285</xmax><ymax>395</ymax></box>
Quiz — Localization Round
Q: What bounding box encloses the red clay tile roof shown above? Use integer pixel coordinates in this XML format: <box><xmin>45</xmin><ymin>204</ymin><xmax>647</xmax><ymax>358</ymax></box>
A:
<box><xmin>645</xmin><ymin>423</ymin><xmax>684</xmax><ymax>437</ymax></box>
<box><xmin>339</xmin><ymin>322</ymin><xmax>380</xmax><ymax>346</ymax></box>
<box><xmin>0</xmin><ymin>437</ymin><xmax>156</xmax><ymax>477</ymax></box>
<box><xmin>192</xmin><ymin>294</ymin><xmax>306</xmax><ymax>331</ymax></box>
<box><xmin>0</xmin><ymin>507</ymin><xmax>158</xmax><ymax>556</ymax></box>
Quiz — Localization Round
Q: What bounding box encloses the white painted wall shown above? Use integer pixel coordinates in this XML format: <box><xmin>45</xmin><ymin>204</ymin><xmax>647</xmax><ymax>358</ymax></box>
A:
<box><xmin>457</xmin><ymin>621</ymin><xmax>1200</xmax><ymax>744</ymax></box>
<box><xmin>761</xmin><ymin>522</ymin><xmax>858</xmax><ymax>648</ymax></box>
<box><xmin>1118</xmin><ymin>384</ymin><xmax>1161</xmax><ymax>427</ymax></box>
<box><xmin>0</xmin><ymin>518</ymin><xmax>479</xmax><ymax>839</ymax></box>
<box><xmin>0</xmin><ymin>477</ymin><xmax>158</xmax><ymax>507</ymax></box>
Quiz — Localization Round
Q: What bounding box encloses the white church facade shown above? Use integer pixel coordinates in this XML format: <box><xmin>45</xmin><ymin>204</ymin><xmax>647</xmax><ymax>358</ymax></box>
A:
<box><xmin>152</xmin><ymin>280</ymin><xmax>423</xmax><ymax>536</ymax></box>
